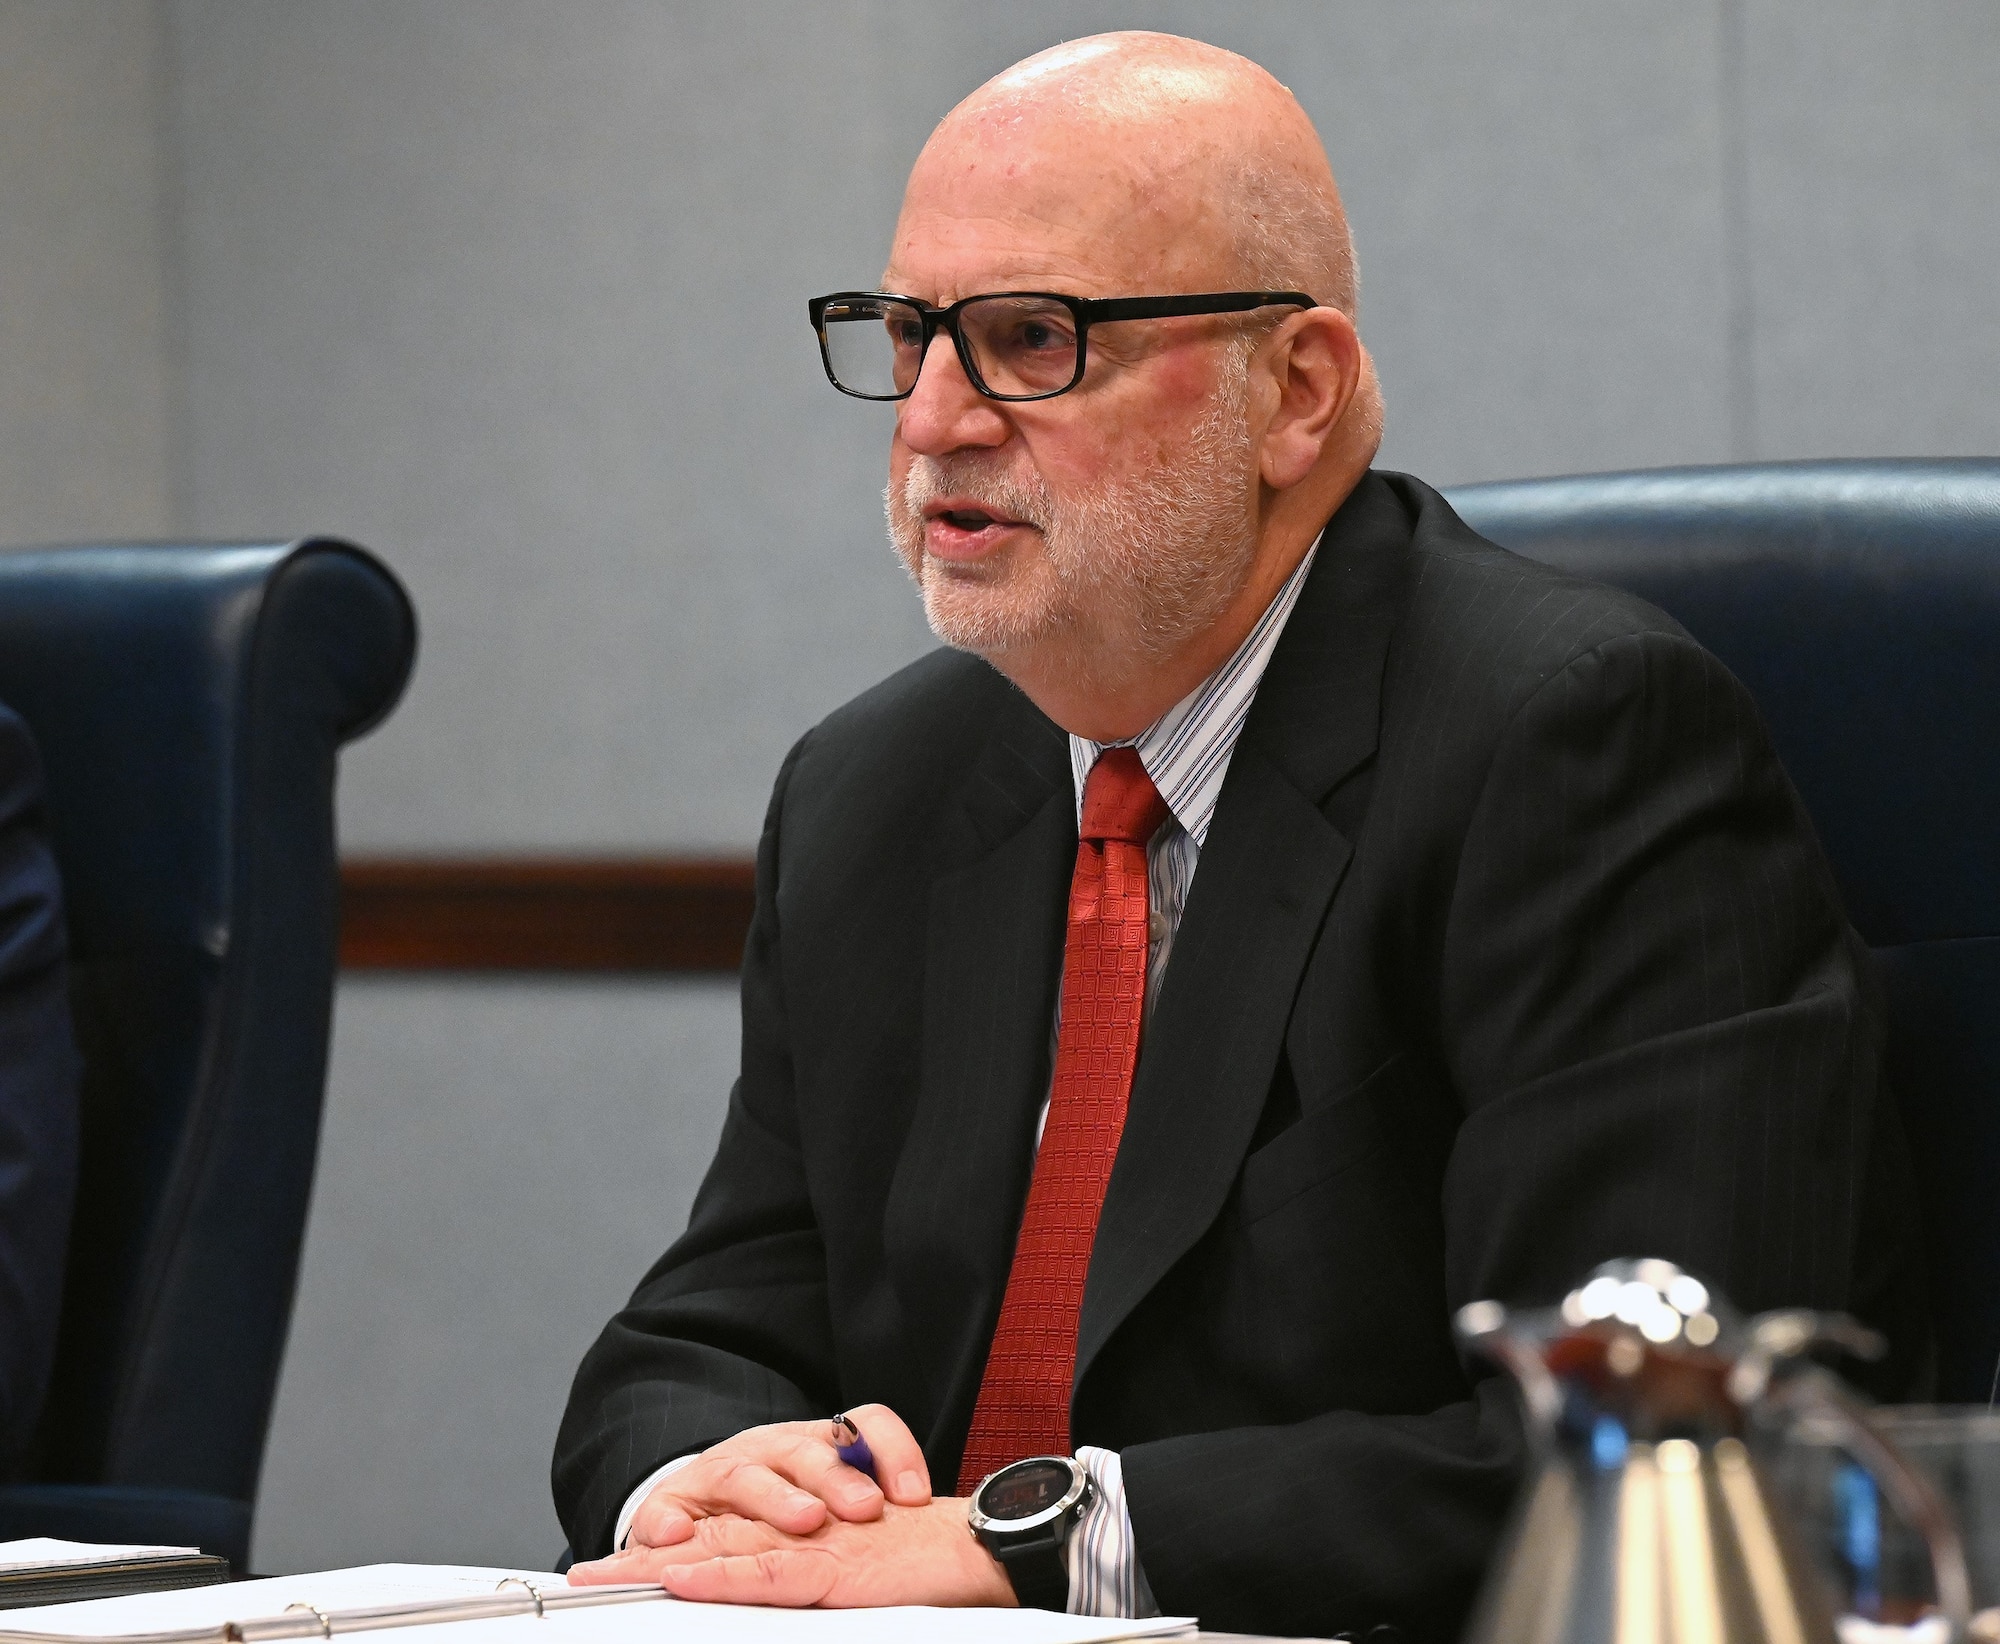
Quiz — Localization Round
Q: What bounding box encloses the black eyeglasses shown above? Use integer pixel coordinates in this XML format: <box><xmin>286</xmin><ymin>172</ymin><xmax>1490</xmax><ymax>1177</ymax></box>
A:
<box><xmin>807</xmin><ymin>289</ymin><xmax>1317</xmax><ymax>403</ymax></box>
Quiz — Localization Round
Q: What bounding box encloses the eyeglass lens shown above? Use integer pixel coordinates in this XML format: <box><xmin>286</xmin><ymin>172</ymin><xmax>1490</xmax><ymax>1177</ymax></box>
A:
<box><xmin>820</xmin><ymin>296</ymin><xmax>1082</xmax><ymax>400</ymax></box>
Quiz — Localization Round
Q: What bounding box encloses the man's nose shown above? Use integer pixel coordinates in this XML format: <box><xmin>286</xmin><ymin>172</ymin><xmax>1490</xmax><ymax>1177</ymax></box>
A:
<box><xmin>897</xmin><ymin>332</ymin><xmax>1011</xmax><ymax>456</ymax></box>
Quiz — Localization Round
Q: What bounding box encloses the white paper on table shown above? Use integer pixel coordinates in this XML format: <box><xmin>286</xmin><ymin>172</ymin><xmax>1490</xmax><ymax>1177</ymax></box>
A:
<box><xmin>392</xmin><ymin>1596</ymin><xmax>1196</xmax><ymax>1644</ymax></box>
<box><xmin>0</xmin><ymin>1564</ymin><xmax>1195</xmax><ymax>1644</ymax></box>
<box><xmin>0</xmin><ymin>1545</ymin><xmax>203</xmax><ymax>1575</ymax></box>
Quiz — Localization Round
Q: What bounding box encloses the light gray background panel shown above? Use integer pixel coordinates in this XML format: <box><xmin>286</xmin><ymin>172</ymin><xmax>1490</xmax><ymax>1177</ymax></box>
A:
<box><xmin>1741</xmin><ymin>0</ymin><xmax>2000</xmax><ymax>459</ymax></box>
<box><xmin>167</xmin><ymin>0</ymin><xmax>932</xmax><ymax>854</ymax></box>
<box><xmin>164</xmin><ymin>0</ymin><xmax>1751</xmax><ymax>854</ymax></box>
<box><xmin>0</xmin><ymin>1</ymin><xmax>176</xmax><ymax>544</ymax></box>
<box><xmin>1219</xmin><ymin>2</ymin><xmax>1738</xmax><ymax>487</ymax></box>
<box><xmin>0</xmin><ymin>0</ymin><xmax>1994</xmax><ymax>1580</ymax></box>
<box><xmin>250</xmin><ymin>977</ymin><xmax>738</xmax><ymax>1573</ymax></box>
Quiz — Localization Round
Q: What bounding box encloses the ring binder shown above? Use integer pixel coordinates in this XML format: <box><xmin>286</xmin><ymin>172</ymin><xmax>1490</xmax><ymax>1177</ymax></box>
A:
<box><xmin>0</xmin><ymin>1582</ymin><xmax>668</xmax><ymax>1644</ymax></box>
<box><xmin>492</xmin><ymin>1581</ymin><xmax>544</xmax><ymax>1620</ymax></box>
<box><xmin>0</xmin><ymin>1563</ymin><xmax>1198</xmax><ymax>1644</ymax></box>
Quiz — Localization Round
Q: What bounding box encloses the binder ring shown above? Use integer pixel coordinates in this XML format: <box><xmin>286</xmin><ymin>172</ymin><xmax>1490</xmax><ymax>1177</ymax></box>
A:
<box><xmin>284</xmin><ymin>1604</ymin><xmax>333</xmax><ymax>1639</ymax></box>
<box><xmin>496</xmin><ymin>1578</ymin><xmax>547</xmax><ymax>1619</ymax></box>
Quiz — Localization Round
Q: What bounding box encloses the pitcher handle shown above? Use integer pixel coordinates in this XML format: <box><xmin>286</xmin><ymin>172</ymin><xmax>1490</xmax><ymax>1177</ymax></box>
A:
<box><xmin>1773</xmin><ymin>1366</ymin><xmax>1974</xmax><ymax>1644</ymax></box>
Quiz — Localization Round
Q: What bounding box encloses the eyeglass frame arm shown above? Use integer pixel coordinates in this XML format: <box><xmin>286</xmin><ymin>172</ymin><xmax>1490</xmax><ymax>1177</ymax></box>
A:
<box><xmin>806</xmin><ymin>288</ymin><xmax>1320</xmax><ymax>402</ymax></box>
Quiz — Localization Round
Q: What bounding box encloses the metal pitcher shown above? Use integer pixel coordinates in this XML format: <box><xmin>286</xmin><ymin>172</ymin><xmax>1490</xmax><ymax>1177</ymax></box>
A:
<box><xmin>1456</xmin><ymin>1257</ymin><xmax>1971</xmax><ymax>1644</ymax></box>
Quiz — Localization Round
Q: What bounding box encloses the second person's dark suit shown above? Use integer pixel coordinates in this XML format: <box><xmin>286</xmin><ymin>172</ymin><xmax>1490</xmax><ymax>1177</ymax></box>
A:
<box><xmin>0</xmin><ymin>703</ymin><xmax>79</xmax><ymax>1471</ymax></box>
<box><xmin>555</xmin><ymin>470</ymin><xmax>1918</xmax><ymax>1638</ymax></box>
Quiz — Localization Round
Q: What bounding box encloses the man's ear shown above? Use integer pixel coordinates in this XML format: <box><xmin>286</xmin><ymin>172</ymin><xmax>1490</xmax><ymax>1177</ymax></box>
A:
<box><xmin>1255</xmin><ymin>307</ymin><xmax>1361</xmax><ymax>492</ymax></box>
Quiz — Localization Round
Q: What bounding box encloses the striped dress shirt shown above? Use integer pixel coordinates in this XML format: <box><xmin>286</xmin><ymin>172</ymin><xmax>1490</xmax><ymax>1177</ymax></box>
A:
<box><xmin>617</xmin><ymin>543</ymin><xmax>1321</xmax><ymax>1617</ymax></box>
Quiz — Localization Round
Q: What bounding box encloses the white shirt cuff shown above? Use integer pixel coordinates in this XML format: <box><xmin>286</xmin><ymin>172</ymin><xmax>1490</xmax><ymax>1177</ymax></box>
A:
<box><xmin>613</xmin><ymin>1452</ymin><xmax>700</xmax><ymax>1551</ymax></box>
<box><xmin>1066</xmin><ymin>1446</ymin><xmax>1157</xmax><ymax>1618</ymax></box>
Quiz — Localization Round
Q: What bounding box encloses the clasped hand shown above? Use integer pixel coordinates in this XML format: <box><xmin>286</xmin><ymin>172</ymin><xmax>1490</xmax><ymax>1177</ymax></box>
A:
<box><xmin>567</xmin><ymin>1405</ymin><xmax>1014</xmax><ymax>1608</ymax></box>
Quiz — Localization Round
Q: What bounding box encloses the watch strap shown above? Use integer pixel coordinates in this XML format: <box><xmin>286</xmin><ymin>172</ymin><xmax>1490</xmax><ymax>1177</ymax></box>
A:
<box><xmin>991</xmin><ymin>1529</ymin><xmax>1070</xmax><ymax>1611</ymax></box>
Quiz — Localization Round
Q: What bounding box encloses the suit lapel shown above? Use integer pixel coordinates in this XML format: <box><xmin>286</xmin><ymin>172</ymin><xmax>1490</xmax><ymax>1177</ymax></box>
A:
<box><xmin>883</xmin><ymin>686</ymin><xmax>1074</xmax><ymax>1452</ymax></box>
<box><xmin>1075</xmin><ymin>472</ymin><xmax>1415</xmax><ymax>1386</ymax></box>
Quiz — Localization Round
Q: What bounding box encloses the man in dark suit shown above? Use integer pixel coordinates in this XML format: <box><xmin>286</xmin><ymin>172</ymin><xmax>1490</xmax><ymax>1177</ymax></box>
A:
<box><xmin>0</xmin><ymin>701</ymin><xmax>78</xmax><ymax>1470</ymax></box>
<box><xmin>556</xmin><ymin>31</ymin><xmax>1917</xmax><ymax>1636</ymax></box>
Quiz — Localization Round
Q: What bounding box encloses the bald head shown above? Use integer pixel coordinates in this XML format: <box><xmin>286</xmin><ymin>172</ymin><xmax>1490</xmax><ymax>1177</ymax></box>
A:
<box><xmin>906</xmin><ymin>32</ymin><xmax>1358</xmax><ymax>316</ymax></box>
<box><xmin>879</xmin><ymin>32</ymin><xmax>1382</xmax><ymax>741</ymax></box>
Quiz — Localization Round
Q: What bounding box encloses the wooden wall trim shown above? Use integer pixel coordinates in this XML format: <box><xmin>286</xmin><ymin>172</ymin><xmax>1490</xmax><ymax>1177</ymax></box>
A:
<box><xmin>339</xmin><ymin>856</ymin><xmax>757</xmax><ymax>973</ymax></box>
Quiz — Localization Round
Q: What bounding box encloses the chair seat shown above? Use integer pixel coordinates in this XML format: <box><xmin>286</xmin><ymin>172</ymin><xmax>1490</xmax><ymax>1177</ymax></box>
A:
<box><xmin>0</xmin><ymin>1483</ymin><xmax>251</xmax><ymax>1572</ymax></box>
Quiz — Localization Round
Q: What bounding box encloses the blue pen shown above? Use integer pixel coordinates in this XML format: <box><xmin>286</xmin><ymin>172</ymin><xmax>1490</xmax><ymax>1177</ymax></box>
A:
<box><xmin>831</xmin><ymin>1412</ymin><xmax>877</xmax><ymax>1481</ymax></box>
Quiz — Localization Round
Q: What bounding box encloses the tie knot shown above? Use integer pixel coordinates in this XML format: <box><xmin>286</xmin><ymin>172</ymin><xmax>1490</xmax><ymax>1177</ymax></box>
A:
<box><xmin>1079</xmin><ymin>747</ymin><xmax>1170</xmax><ymax>845</ymax></box>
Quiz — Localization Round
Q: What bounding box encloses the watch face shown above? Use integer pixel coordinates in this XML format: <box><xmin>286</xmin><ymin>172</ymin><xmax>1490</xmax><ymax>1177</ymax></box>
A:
<box><xmin>979</xmin><ymin>1458</ymin><xmax>1075</xmax><ymax>1522</ymax></box>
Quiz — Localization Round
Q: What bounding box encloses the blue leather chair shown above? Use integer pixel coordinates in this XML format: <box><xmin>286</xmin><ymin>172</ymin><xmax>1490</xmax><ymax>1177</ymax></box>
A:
<box><xmin>1446</xmin><ymin>460</ymin><xmax>2000</xmax><ymax>1403</ymax></box>
<box><xmin>0</xmin><ymin>540</ymin><xmax>416</xmax><ymax>1570</ymax></box>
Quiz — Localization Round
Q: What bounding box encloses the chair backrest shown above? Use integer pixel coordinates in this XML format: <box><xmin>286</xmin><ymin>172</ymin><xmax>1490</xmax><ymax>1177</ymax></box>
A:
<box><xmin>0</xmin><ymin>540</ymin><xmax>415</xmax><ymax>1498</ymax></box>
<box><xmin>1444</xmin><ymin>460</ymin><xmax>2000</xmax><ymax>1401</ymax></box>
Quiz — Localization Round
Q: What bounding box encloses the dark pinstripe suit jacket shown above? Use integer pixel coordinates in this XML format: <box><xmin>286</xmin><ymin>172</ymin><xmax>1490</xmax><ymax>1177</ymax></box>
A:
<box><xmin>0</xmin><ymin>704</ymin><xmax>78</xmax><ymax>1470</ymax></box>
<box><xmin>554</xmin><ymin>470</ymin><xmax>1919</xmax><ymax>1638</ymax></box>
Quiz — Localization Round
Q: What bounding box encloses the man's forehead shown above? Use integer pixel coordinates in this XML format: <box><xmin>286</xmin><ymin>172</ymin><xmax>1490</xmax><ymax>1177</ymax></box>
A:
<box><xmin>886</xmin><ymin>125</ymin><xmax>1235</xmax><ymax>299</ymax></box>
<box><xmin>884</xmin><ymin>207</ymin><xmax>1128</xmax><ymax>299</ymax></box>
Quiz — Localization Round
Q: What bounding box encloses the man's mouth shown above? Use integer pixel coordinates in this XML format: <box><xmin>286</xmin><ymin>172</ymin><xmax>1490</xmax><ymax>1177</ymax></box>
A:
<box><xmin>920</xmin><ymin>498</ymin><xmax>1036</xmax><ymax>561</ymax></box>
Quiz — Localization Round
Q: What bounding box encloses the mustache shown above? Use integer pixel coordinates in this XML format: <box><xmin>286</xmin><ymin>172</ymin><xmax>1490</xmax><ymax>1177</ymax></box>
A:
<box><xmin>900</xmin><ymin>454</ymin><xmax>1054</xmax><ymax>531</ymax></box>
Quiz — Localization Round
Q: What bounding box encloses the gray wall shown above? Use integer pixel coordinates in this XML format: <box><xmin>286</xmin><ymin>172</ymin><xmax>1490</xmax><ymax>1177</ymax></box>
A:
<box><xmin>2</xmin><ymin>0</ymin><xmax>1996</xmax><ymax>1575</ymax></box>
<box><xmin>168</xmin><ymin>0</ymin><xmax>1751</xmax><ymax>857</ymax></box>
<box><xmin>0</xmin><ymin>1</ymin><xmax>177</xmax><ymax>543</ymax></box>
<box><xmin>250</xmin><ymin>977</ymin><xmax>737</xmax><ymax>1572</ymax></box>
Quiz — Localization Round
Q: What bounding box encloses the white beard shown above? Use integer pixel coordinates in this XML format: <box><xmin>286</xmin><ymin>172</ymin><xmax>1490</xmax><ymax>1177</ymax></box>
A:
<box><xmin>884</xmin><ymin>364</ymin><xmax>1261</xmax><ymax>693</ymax></box>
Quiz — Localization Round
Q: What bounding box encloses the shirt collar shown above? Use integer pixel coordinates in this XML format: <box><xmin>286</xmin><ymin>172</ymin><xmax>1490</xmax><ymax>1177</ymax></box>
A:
<box><xmin>1070</xmin><ymin>542</ymin><xmax>1318</xmax><ymax>848</ymax></box>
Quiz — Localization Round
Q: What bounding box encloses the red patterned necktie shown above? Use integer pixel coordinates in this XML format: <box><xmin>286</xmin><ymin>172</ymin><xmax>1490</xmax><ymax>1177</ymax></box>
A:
<box><xmin>957</xmin><ymin>746</ymin><xmax>1170</xmax><ymax>1493</ymax></box>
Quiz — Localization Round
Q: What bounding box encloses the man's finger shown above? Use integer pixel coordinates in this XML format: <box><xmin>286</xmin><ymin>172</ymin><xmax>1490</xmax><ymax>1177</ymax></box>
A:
<box><xmin>681</xmin><ymin>1432</ymin><xmax>880</xmax><ymax>1524</ymax></box>
<box><xmin>627</xmin><ymin>1494</ymin><xmax>696</xmax><ymax>1549</ymax></box>
<box><xmin>775</xmin><ymin>1429</ymin><xmax>886</xmax><ymax>1522</ymax></box>
<box><xmin>838</xmin><ymin>1403</ymin><xmax>931</xmax><ymax>1506</ymax></box>
<box><xmin>686</xmin><ymin>1457</ymin><xmax>830</xmax><ymax>1534</ymax></box>
<box><xmin>565</xmin><ymin>1547</ymin><xmax>665</xmax><ymax>1586</ymax></box>
<box><xmin>656</xmin><ymin>1549</ymin><xmax>839</xmax><ymax>1608</ymax></box>
<box><xmin>569</xmin><ymin>1518</ymin><xmax>777</xmax><ymax>1586</ymax></box>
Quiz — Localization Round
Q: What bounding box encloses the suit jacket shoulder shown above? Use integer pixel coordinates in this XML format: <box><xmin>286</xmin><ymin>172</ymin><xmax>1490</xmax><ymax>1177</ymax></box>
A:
<box><xmin>771</xmin><ymin>644</ymin><xmax>1069</xmax><ymax>918</ymax></box>
<box><xmin>1391</xmin><ymin>469</ymin><xmax>1700</xmax><ymax>710</ymax></box>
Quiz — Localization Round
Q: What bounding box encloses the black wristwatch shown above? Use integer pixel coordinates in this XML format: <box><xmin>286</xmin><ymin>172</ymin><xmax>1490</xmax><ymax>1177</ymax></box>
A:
<box><xmin>966</xmin><ymin>1455</ymin><xmax>1092</xmax><ymax>1611</ymax></box>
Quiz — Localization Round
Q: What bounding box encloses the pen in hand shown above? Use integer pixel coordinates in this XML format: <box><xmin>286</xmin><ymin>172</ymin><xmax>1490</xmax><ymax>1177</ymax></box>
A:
<box><xmin>830</xmin><ymin>1412</ymin><xmax>878</xmax><ymax>1482</ymax></box>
